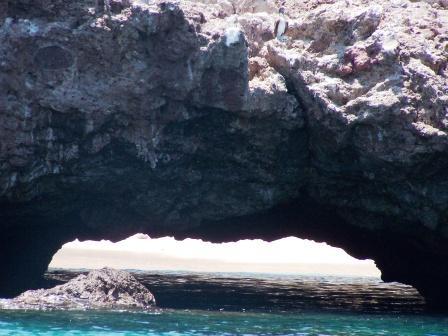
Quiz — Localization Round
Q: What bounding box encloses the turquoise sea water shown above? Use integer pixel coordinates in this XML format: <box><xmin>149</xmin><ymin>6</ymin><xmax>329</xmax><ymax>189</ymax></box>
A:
<box><xmin>1</xmin><ymin>309</ymin><xmax>448</xmax><ymax>336</ymax></box>
<box><xmin>1</xmin><ymin>270</ymin><xmax>447</xmax><ymax>335</ymax></box>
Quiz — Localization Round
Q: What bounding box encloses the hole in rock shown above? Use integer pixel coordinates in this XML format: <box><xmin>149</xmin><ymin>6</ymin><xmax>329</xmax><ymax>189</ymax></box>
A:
<box><xmin>45</xmin><ymin>235</ymin><xmax>426</xmax><ymax>313</ymax></box>
<box><xmin>49</xmin><ymin>234</ymin><xmax>381</xmax><ymax>277</ymax></box>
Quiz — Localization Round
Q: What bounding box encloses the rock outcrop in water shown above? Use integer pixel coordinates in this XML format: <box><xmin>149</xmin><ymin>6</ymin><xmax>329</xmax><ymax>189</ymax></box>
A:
<box><xmin>1</xmin><ymin>268</ymin><xmax>156</xmax><ymax>310</ymax></box>
<box><xmin>0</xmin><ymin>0</ymin><xmax>448</xmax><ymax>309</ymax></box>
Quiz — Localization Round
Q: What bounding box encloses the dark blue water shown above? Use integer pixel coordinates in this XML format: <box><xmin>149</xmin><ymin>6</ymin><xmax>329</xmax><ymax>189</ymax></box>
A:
<box><xmin>1</xmin><ymin>269</ymin><xmax>447</xmax><ymax>335</ymax></box>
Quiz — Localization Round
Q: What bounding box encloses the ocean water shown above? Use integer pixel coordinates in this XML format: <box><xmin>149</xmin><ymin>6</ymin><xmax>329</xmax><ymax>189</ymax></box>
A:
<box><xmin>0</xmin><ymin>270</ymin><xmax>447</xmax><ymax>335</ymax></box>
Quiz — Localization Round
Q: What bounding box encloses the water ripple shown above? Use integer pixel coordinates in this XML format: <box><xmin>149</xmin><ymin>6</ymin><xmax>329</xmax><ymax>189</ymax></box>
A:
<box><xmin>44</xmin><ymin>270</ymin><xmax>425</xmax><ymax>314</ymax></box>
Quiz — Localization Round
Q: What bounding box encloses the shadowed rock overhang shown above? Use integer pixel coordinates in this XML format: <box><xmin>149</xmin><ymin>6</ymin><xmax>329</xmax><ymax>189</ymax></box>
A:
<box><xmin>1</xmin><ymin>0</ymin><xmax>448</xmax><ymax>310</ymax></box>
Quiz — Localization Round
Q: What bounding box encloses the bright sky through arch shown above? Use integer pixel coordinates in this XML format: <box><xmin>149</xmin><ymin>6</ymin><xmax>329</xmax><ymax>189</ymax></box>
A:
<box><xmin>50</xmin><ymin>235</ymin><xmax>381</xmax><ymax>277</ymax></box>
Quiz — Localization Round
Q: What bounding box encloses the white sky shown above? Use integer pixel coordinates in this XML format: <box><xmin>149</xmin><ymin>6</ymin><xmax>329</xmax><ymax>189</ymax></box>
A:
<box><xmin>50</xmin><ymin>234</ymin><xmax>381</xmax><ymax>277</ymax></box>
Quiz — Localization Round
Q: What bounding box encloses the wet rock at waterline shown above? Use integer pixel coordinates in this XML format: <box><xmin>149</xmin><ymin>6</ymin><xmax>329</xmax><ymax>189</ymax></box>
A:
<box><xmin>0</xmin><ymin>268</ymin><xmax>156</xmax><ymax>310</ymax></box>
<box><xmin>1</xmin><ymin>0</ymin><xmax>448</xmax><ymax>309</ymax></box>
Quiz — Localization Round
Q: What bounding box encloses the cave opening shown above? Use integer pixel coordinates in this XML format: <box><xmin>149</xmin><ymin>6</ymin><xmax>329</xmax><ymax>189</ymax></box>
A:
<box><xmin>48</xmin><ymin>234</ymin><xmax>381</xmax><ymax>277</ymax></box>
<box><xmin>42</xmin><ymin>235</ymin><xmax>427</xmax><ymax>313</ymax></box>
<box><xmin>0</xmin><ymin>198</ymin><xmax>445</xmax><ymax>310</ymax></box>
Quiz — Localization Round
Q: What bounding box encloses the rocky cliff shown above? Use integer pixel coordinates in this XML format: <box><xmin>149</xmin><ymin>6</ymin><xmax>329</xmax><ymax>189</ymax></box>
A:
<box><xmin>1</xmin><ymin>0</ymin><xmax>448</xmax><ymax>309</ymax></box>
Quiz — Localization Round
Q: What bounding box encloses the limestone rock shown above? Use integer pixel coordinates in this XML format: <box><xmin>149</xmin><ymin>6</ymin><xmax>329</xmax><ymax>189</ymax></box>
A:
<box><xmin>1</xmin><ymin>268</ymin><xmax>156</xmax><ymax>310</ymax></box>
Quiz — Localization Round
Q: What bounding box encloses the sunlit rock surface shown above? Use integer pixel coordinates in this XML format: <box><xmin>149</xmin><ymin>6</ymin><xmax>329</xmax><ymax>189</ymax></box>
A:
<box><xmin>1</xmin><ymin>0</ymin><xmax>448</xmax><ymax>308</ymax></box>
<box><xmin>0</xmin><ymin>268</ymin><xmax>156</xmax><ymax>310</ymax></box>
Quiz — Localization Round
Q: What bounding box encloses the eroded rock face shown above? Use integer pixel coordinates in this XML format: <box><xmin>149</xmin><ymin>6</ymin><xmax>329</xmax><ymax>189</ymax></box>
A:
<box><xmin>1</xmin><ymin>0</ymin><xmax>448</xmax><ymax>309</ymax></box>
<box><xmin>0</xmin><ymin>268</ymin><xmax>156</xmax><ymax>310</ymax></box>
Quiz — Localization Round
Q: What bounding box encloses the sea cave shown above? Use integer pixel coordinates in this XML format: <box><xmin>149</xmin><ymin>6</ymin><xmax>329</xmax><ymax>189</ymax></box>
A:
<box><xmin>1</xmin><ymin>0</ymin><xmax>448</xmax><ymax>311</ymax></box>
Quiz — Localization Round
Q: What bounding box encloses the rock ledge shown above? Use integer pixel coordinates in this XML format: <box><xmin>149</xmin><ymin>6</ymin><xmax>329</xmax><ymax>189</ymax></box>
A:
<box><xmin>0</xmin><ymin>268</ymin><xmax>156</xmax><ymax>310</ymax></box>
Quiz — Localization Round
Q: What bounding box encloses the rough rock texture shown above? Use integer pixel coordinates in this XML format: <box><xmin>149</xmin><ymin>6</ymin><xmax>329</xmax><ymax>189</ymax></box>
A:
<box><xmin>1</xmin><ymin>0</ymin><xmax>448</xmax><ymax>309</ymax></box>
<box><xmin>0</xmin><ymin>268</ymin><xmax>156</xmax><ymax>310</ymax></box>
